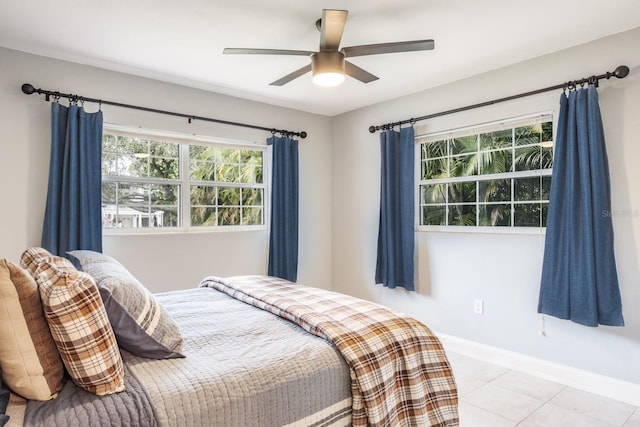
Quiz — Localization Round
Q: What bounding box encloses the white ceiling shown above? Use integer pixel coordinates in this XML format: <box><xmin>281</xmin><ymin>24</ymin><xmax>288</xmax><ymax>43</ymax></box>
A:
<box><xmin>2</xmin><ymin>0</ymin><xmax>639</xmax><ymax>116</ymax></box>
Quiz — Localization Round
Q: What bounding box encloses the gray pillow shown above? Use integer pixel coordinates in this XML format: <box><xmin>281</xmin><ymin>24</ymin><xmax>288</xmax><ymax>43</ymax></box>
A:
<box><xmin>67</xmin><ymin>250</ymin><xmax>184</xmax><ymax>359</ymax></box>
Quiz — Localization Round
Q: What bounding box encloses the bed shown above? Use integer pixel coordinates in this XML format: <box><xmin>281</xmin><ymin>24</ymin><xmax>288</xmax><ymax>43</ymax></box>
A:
<box><xmin>0</xmin><ymin>249</ymin><xmax>459</xmax><ymax>427</ymax></box>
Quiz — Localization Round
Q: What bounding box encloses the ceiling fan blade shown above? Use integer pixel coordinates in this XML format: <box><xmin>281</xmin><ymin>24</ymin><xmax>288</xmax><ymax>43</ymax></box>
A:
<box><xmin>345</xmin><ymin>61</ymin><xmax>378</xmax><ymax>84</ymax></box>
<box><xmin>224</xmin><ymin>48</ymin><xmax>314</xmax><ymax>56</ymax></box>
<box><xmin>269</xmin><ymin>64</ymin><xmax>313</xmax><ymax>86</ymax></box>
<box><xmin>343</xmin><ymin>39</ymin><xmax>435</xmax><ymax>58</ymax></box>
<box><xmin>319</xmin><ymin>9</ymin><xmax>348</xmax><ymax>51</ymax></box>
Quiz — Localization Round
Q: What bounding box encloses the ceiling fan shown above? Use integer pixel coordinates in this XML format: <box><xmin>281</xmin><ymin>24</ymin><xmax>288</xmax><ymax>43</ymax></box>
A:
<box><xmin>223</xmin><ymin>9</ymin><xmax>435</xmax><ymax>87</ymax></box>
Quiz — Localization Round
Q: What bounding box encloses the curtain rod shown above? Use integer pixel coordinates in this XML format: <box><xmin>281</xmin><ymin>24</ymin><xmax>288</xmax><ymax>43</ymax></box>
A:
<box><xmin>20</xmin><ymin>83</ymin><xmax>307</xmax><ymax>139</ymax></box>
<box><xmin>368</xmin><ymin>65</ymin><xmax>630</xmax><ymax>133</ymax></box>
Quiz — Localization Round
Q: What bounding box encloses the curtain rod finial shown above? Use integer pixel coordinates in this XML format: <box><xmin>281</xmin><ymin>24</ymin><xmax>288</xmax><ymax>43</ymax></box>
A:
<box><xmin>369</xmin><ymin>126</ymin><xmax>376</xmax><ymax>133</ymax></box>
<box><xmin>21</xmin><ymin>83</ymin><xmax>36</xmax><ymax>95</ymax></box>
<box><xmin>300</xmin><ymin>131</ymin><xmax>307</xmax><ymax>139</ymax></box>
<box><xmin>614</xmin><ymin>65</ymin><xmax>629</xmax><ymax>79</ymax></box>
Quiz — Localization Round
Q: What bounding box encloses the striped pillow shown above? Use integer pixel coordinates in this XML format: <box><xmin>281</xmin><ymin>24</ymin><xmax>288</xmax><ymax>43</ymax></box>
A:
<box><xmin>0</xmin><ymin>259</ymin><xmax>65</xmax><ymax>400</ymax></box>
<box><xmin>35</xmin><ymin>259</ymin><xmax>125</xmax><ymax>396</ymax></box>
<box><xmin>68</xmin><ymin>251</ymin><xmax>184</xmax><ymax>359</ymax></box>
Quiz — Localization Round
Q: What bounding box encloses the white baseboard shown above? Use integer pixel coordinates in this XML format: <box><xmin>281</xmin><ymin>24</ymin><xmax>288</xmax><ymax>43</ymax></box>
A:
<box><xmin>436</xmin><ymin>333</ymin><xmax>640</xmax><ymax>407</ymax></box>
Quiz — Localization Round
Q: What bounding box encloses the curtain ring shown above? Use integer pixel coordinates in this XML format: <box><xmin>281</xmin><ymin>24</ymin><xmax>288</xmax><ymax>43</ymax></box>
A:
<box><xmin>98</xmin><ymin>100</ymin><xmax>102</xmax><ymax>111</ymax></box>
<box><xmin>409</xmin><ymin>118</ymin><xmax>416</xmax><ymax>127</ymax></box>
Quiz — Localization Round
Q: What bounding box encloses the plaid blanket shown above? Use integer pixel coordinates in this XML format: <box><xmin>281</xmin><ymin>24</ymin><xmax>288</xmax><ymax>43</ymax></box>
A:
<box><xmin>199</xmin><ymin>275</ymin><xmax>459</xmax><ymax>427</ymax></box>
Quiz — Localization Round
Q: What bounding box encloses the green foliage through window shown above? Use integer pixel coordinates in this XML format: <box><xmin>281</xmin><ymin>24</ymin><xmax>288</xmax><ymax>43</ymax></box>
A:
<box><xmin>102</xmin><ymin>131</ymin><xmax>265</xmax><ymax>229</ymax></box>
<box><xmin>419</xmin><ymin>116</ymin><xmax>553</xmax><ymax>228</ymax></box>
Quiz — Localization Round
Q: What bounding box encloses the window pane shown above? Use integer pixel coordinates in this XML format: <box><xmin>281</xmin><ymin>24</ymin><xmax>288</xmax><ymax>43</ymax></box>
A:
<box><xmin>218</xmin><ymin>148</ymin><xmax>239</xmax><ymax>163</ymax></box>
<box><xmin>217</xmin><ymin>187</ymin><xmax>240</xmax><ymax>205</ymax></box>
<box><xmin>241</xmin><ymin>149</ymin><xmax>262</xmax><ymax>164</ymax></box>
<box><xmin>422</xmin><ymin>205</ymin><xmax>446</xmax><ymax>225</ymax></box>
<box><xmin>541</xmin><ymin>146</ymin><xmax>553</xmax><ymax>169</ymax></box>
<box><xmin>149</xmin><ymin>157</ymin><xmax>179</xmax><ymax>179</ymax></box>
<box><xmin>449</xmin><ymin>182</ymin><xmax>476</xmax><ymax>203</ymax></box>
<box><xmin>423</xmin><ymin>158</ymin><xmax>448</xmax><ymax>179</ymax></box>
<box><xmin>479</xmin><ymin>179</ymin><xmax>511</xmax><ymax>202</ymax></box>
<box><xmin>450</xmin><ymin>154</ymin><xmax>476</xmax><ymax>177</ymax></box>
<box><xmin>515</xmin><ymin>146</ymin><xmax>542</xmax><ymax>171</ymax></box>
<box><xmin>514</xmin><ymin>203</ymin><xmax>541</xmax><ymax>227</ymax></box>
<box><xmin>417</xmin><ymin>116</ymin><xmax>552</xmax><ymax>229</ymax></box>
<box><xmin>450</xmin><ymin>135</ymin><xmax>477</xmax><ymax>155</ymax></box>
<box><xmin>103</xmin><ymin>134</ymin><xmax>117</xmax><ymax>153</ymax></box>
<box><xmin>479</xmin><ymin>204</ymin><xmax>511</xmax><ymax>226</ymax></box>
<box><xmin>190</xmin><ymin>159</ymin><xmax>216</xmax><ymax>181</ymax></box>
<box><xmin>242</xmin><ymin>207</ymin><xmax>262</xmax><ymax>225</ymax></box>
<box><xmin>218</xmin><ymin>207</ymin><xmax>240</xmax><ymax>225</ymax></box>
<box><xmin>421</xmin><ymin>184</ymin><xmax>446</xmax><ymax>204</ymax></box>
<box><xmin>242</xmin><ymin>188</ymin><xmax>262</xmax><ymax>206</ymax></box>
<box><xmin>479</xmin><ymin>149</ymin><xmax>512</xmax><ymax>174</ymax></box>
<box><xmin>152</xmin><ymin>207</ymin><xmax>178</xmax><ymax>227</ymax></box>
<box><xmin>216</xmin><ymin>163</ymin><xmax>240</xmax><ymax>183</ymax></box>
<box><xmin>448</xmin><ymin>205</ymin><xmax>476</xmax><ymax>226</ymax></box>
<box><xmin>515</xmin><ymin>124</ymin><xmax>542</xmax><ymax>146</ymax></box>
<box><xmin>541</xmin><ymin>121</ymin><xmax>553</xmax><ymax>143</ymax></box>
<box><xmin>541</xmin><ymin>176</ymin><xmax>552</xmax><ymax>200</ymax></box>
<box><xmin>102</xmin><ymin>182</ymin><xmax>116</xmax><ymax>204</ymax></box>
<box><xmin>118</xmin><ymin>183</ymin><xmax>148</xmax><ymax>204</ymax></box>
<box><xmin>190</xmin><ymin>185</ymin><xmax>217</xmax><ymax>205</ymax></box>
<box><xmin>150</xmin><ymin>140</ymin><xmax>178</xmax><ymax>157</ymax></box>
<box><xmin>150</xmin><ymin>184</ymin><xmax>178</xmax><ymax>205</ymax></box>
<box><xmin>102</xmin><ymin>153</ymin><xmax>117</xmax><ymax>176</ymax></box>
<box><xmin>118</xmin><ymin>136</ymin><xmax>147</xmax><ymax>156</ymax></box>
<box><xmin>421</xmin><ymin>140</ymin><xmax>447</xmax><ymax>159</ymax></box>
<box><xmin>514</xmin><ymin>177</ymin><xmax>542</xmax><ymax>201</ymax></box>
<box><xmin>103</xmin><ymin>132</ymin><xmax>265</xmax><ymax>230</ymax></box>
<box><xmin>240</xmin><ymin>165</ymin><xmax>262</xmax><ymax>184</ymax></box>
<box><xmin>480</xmin><ymin>129</ymin><xmax>512</xmax><ymax>150</ymax></box>
<box><xmin>191</xmin><ymin>207</ymin><xmax>217</xmax><ymax>226</ymax></box>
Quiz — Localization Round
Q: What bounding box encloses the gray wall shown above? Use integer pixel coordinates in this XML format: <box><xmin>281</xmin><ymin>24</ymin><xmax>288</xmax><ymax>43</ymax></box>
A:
<box><xmin>331</xmin><ymin>27</ymin><xmax>640</xmax><ymax>383</ymax></box>
<box><xmin>0</xmin><ymin>47</ymin><xmax>334</xmax><ymax>292</ymax></box>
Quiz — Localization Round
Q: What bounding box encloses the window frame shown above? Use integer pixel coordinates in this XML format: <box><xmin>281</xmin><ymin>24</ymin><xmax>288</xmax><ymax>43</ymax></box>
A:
<box><xmin>415</xmin><ymin>112</ymin><xmax>553</xmax><ymax>234</ymax></box>
<box><xmin>102</xmin><ymin>124</ymin><xmax>269</xmax><ymax>235</ymax></box>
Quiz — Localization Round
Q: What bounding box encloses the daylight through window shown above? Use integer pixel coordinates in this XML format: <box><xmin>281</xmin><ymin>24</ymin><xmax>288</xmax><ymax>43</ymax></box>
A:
<box><xmin>101</xmin><ymin>129</ymin><xmax>266</xmax><ymax>230</ymax></box>
<box><xmin>417</xmin><ymin>114</ymin><xmax>553</xmax><ymax>229</ymax></box>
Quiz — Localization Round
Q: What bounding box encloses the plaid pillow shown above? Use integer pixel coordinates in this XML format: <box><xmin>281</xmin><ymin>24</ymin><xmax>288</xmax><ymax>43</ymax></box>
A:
<box><xmin>0</xmin><ymin>259</ymin><xmax>65</xmax><ymax>400</ymax></box>
<box><xmin>20</xmin><ymin>247</ymin><xmax>76</xmax><ymax>277</ymax></box>
<box><xmin>35</xmin><ymin>259</ymin><xmax>125</xmax><ymax>396</ymax></box>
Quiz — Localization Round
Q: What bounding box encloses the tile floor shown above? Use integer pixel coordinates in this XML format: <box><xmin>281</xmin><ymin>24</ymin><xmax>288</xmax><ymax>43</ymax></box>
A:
<box><xmin>447</xmin><ymin>351</ymin><xmax>640</xmax><ymax>426</ymax></box>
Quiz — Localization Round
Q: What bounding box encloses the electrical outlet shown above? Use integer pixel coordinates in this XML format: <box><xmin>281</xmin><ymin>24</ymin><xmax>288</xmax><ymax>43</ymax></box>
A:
<box><xmin>473</xmin><ymin>299</ymin><xmax>484</xmax><ymax>315</ymax></box>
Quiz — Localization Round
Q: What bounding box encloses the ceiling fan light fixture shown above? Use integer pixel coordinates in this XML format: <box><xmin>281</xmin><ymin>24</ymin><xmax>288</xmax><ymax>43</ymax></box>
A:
<box><xmin>311</xmin><ymin>51</ymin><xmax>345</xmax><ymax>87</ymax></box>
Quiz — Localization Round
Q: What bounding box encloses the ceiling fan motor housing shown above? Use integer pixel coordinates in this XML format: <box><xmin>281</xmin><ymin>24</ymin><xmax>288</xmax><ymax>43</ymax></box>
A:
<box><xmin>311</xmin><ymin>51</ymin><xmax>346</xmax><ymax>85</ymax></box>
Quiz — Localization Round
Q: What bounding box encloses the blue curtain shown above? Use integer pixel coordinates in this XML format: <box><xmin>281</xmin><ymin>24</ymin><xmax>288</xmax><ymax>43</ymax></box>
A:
<box><xmin>375</xmin><ymin>127</ymin><xmax>415</xmax><ymax>290</ymax></box>
<box><xmin>41</xmin><ymin>102</ymin><xmax>103</xmax><ymax>256</ymax></box>
<box><xmin>538</xmin><ymin>87</ymin><xmax>624</xmax><ymax>327</ymax></box>
<box><xmin>267</xmin><ymin>136</ymin><xmax>299</xmax><ymax>282</ymax></box>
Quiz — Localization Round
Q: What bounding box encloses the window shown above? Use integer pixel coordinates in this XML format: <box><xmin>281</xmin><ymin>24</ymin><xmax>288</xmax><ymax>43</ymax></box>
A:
<box><xmin>101</xmin><ymin>127</ymin><xmax>266</xmax><ymax>230</ymax></box>
<box><xmin>418</xmin><ymin>114</ymin><xmax>553</xmax><ymax>229</ymax></box>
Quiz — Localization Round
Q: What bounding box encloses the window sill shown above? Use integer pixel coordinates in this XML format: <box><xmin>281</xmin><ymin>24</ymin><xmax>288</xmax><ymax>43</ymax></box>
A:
<box><xmin>103</xmin><ymin>225</ymin><xmax>267</xmax><ymax>236</ymax></box>
<box><xmin>416</xmin><ymin>225</ymin><xmax>546</xmax><ymax>236</ymax></box>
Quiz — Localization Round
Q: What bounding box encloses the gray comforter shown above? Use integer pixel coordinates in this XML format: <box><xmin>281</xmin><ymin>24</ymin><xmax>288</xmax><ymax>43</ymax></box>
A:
<box><xmin>25</xmin><ymin>287</ymin><xmax>352</xmax><ymax>426</ymax></box>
